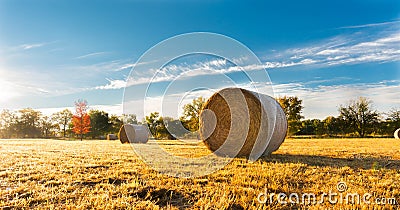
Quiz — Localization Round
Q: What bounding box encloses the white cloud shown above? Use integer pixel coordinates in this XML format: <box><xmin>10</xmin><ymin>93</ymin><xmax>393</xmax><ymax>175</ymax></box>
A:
<box><xmin>94</xmin><ymin>79</ymin><xmax>127</xmax><ymax>90</ymax></box>
<box><xmin>114</xmin><ymin>59</ymin><xmax>165</xmax><ymax>72</ymax></box>
<box><xmin>124</xmin><ymin>57</ymin><xmax>323</xmax><ymax>87</ymax></box>
<box><xmin>338</xmin><ymin>20</ymin><xmax>400</xmax><ymax>29</ymax></box>
<box><xmin>35</xmin><ymin>107</ymin><xmax>74</xmax><ymax>116</ymax></box>
<box><xmin>316</xmin><ymin>49</ymin><xmax>341</xmax><ymax>55</ymax></box>
<box><xmin>126</xmin><ymin>58</ymin><xmax>234</xmax><ymax>86</ymax></box>
<box><xmin>36</xmin><ymin>104</ymin><xmax>123</xmax><ymax>117</ymax></box>
<box><xmin>278</xmin><ymin>33</ymin><xmax>400</xmax><ymax>68</ymax></box>
<box><xmin>90</xmin><ymin>104</ymin><xmax>123</xmax><ymax>115</ymax></box>
<box><xmin>2</xmin><ymin>24</ymin><xmax>399</xmax><ymax>121</ymax></box>
<box><xmin>75</xmin><ymin>52</ymin><xmax>108</xmax><ymax>59</ymax></box>
<box><xmin>19</xmin><ymin>43</ymin><xmax>46</xmax><ymax>50</ymax></box>
<box><xmin>70</xmin><ymin>59</ymin><xmax>130</xmax><ymax>72</ymax></box>
<box><xmin>13</xmin><ymin>41</ymin><xmax>57</xmax><ymax>51</ymax></box>
<box><xmin>120</xmin><ymin>30</ymin><xmax>399</xmax><ymax>88</ymax></box>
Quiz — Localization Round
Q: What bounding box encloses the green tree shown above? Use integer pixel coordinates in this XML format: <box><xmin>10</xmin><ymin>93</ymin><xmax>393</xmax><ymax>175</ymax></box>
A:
<box><xmin>375</xmin><ymin>108</ymin><xmax>400</xmax><ymax>136</ymax></box>
<box><xmin>89</xmin><ymin>110</ymin><xmax>111</xmax><ymax>139</ymax></box>
<box><xmin>323</xmin><ymin>116</ymin><xmax>344</xmax><ymax>136</ymax></box>
<box><xmin>156</xmin><ymin>116</ymin><xmax>175</xmax><ymax>140</ymax></box>
<box><xmin>387</xmin><ymin>108</ymin><xmax>400</xmax><ymax>132</ymax></box>
<box><xmin>180</xmin><ymin>97</ymin><xmax>206</xmax><ymax>132</ymax></box>
<box><xmin>339</xmin><ymin>97</ymin><xmax>379</xmax><ymax>137</ymax></box>
<box><xmin>122</xmin><ymin>114</ymin><xmax>138</xmax><ymax>124</ymax></box>
<box><xmin>277</xmin><ymin>96</ymin><xmax>304</xmax><ymax>136</ymax></box>
<box><xmin>145</xmin><ymin>112</ymin><xmax>160</xmax><ymax>138</ymax></box>
<box><xmin>145</xmin><ymin>112</ymin><xmax>176</xmax><ymax>139</ymax></box>
<box><xmin>40</xmin><ymin>116</ymin><xmax>56</xmax><ymax>138</ymax></box>
<box><xmin>109</xmin><ymin>115</ymin><xmax>123</xmax><ymax>134</ymax></box>
<box><xmin>16</xmin><ymin>108</ymin><xmax>42</xmax><ymax>138</ymax></box>
<box><xmin>52</xmin><ymin>109</ymin><xmax>73</xmax><ymax>138</ymax></box>
<box><xmin>0</xmin><ymin>109</ymin><xmax>16</xmax><ymax>138</ymax></box>
<box><xmin>164</xmin><ymin>118</ymin><xmax>188</xmax><ymax>139</ymax></box>
<box><xmin>298</xmin><ymin>119</ymin><xmax>325</xmax><ymax>136</ymax></box>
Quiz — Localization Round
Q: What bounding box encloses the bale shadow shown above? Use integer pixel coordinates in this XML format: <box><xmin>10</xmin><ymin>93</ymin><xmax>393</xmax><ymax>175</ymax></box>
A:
<box><xmin>259</xmin><ymin>154</ymin><xmax>400</xmax><ymax>170</ymax></box>
<box><xmin>73</xmin><ymin>178</ymin><xmax>126</xmax><ymax>187</ymax></box>
<box><xmin>228</xmin><ymin>203</ymin><xmax>245</xmax><ymax>210</ymax></box>
<box><xmin>131</xmin><ymin>187</ymin><xmax>194</xmax><ymax>209</ymax></box>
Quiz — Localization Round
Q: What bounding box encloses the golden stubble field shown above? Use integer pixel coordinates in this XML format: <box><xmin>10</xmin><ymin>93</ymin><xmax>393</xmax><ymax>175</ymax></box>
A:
<box><xmin>0</xmin><ymin>138</ymin><xmax>399</xmax><ymax>209</ymax></box>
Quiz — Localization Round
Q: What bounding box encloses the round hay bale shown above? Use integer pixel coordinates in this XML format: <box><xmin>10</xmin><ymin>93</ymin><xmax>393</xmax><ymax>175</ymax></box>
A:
<box><xmin>199</xmin><ymin>88</ymin><xmax>287</xmax><ymax>159</ymax></box>
<box><xmin>119</xmin><ymin>124</ymin><xmax>149</xmax><ymax>144</ymax></box>
<box><xmin>395</xmin><ymin>128</ymin><xmax>400</xmax><ymax>139</ymax></box>
<box><xmin>107</xmin><ymin>134</ymin><xmax>118</xmax><ymax>140</ymax></box>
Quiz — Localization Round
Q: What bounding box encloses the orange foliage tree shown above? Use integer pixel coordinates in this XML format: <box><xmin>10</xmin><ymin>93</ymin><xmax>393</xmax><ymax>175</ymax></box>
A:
<box><xmin>72</xmin><ymin>100</ymin><xmax>91</xmax><ymax>140</ymax></box>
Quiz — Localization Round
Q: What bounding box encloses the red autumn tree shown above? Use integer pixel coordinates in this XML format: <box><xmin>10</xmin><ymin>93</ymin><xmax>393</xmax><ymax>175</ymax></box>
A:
<box><xmin>72</xmin><ymin>99</ymin><xmax>91</xmax><ymax>140</ymax></box>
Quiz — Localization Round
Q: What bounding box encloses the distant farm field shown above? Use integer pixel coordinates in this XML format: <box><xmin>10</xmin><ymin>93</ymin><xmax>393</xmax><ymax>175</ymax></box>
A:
<box><xmin>1</xmin><ymin>138</ymin><xmax>399</xmax><ymax>209</ymax></box>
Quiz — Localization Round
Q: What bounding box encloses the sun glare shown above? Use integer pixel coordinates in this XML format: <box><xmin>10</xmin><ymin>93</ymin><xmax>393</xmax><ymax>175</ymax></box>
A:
<box><xmin>0</xmin><ymin>77</ymin><xmax>18</xmax><ymax>104</ymax></box>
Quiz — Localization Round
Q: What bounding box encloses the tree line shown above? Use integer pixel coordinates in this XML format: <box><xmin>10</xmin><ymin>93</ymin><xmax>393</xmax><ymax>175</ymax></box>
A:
<box><xmin>0</xmin><ymin>101</ymin><xmax>137</xmax><ymax>139</ymax></box>
<box><xmin>0</xmin><ymin>96</ymin><xmax>398</xmax><ymax>139</ymax></box>
<box><xmin>278</xmin><ymin>96</ymin><xmax>399</xmax><ymax>138</ymax></box>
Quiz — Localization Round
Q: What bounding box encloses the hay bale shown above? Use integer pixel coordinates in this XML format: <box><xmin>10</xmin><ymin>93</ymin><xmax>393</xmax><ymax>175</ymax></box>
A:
<box><xmin>199</xmin><ymin>88</ymin><xmax>287</xmax><ymax>159</ymax></box>
<box><xmin>119</xmin><ymin>124</ymin><xmax>149</xmax><ymax>144</ymax></box>
<box><xmin>107</xmin><ymin>134</ymin><xmax>118</xmax><ymax>140</ymax></box>
<box><xmin>395</xmin><ymin>128</ymin><xmax>400</xmax><ymax>139</ymax></box>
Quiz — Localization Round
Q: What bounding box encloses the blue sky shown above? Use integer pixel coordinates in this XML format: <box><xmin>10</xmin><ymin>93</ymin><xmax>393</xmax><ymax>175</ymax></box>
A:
<box><xmin>0</xmin><ymin>0</ymin><xmax>399</xmax><ymax>119</ymax></box>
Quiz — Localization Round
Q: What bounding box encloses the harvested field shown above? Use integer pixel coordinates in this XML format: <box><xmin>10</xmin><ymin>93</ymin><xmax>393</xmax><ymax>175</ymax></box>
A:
<box><xmin>0</xmin><ymin>138</ymin><xmax>399</xmax><ymax>209</ymax></box>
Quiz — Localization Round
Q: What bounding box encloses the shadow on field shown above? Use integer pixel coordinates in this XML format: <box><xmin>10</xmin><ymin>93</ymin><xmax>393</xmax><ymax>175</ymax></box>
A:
<box><xmin>131</xmin><ymin>187</ymin><xmax>195</xmax><ymax>209</ymax></box>
<box><xmin>260</xmin><ymin>154</ymin><xmax>400</xmax><ymax>170</ymax></box>
<box><xmin>73</xmin><ymin>178</ymin><xmax>126</xmax><ymax>187</ymax></box>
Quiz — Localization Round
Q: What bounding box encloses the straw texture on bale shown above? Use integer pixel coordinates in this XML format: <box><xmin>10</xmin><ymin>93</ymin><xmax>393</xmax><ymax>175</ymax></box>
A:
<box><xmin>199</xmin><ymin>88</ymin><xmax>287</xmax><ymax>159</ymax></box>
<box><xmin>395</xmin><ymin>128</ymin><xmax>400</xmax><ymax>139</ymax></box>
<box><xmin>119</xmin><ymin>124</ymin><xmax>149</xmax><ymax>144</ymax></box>
<box><xmin>107</xmin><ymin>134</ymin><xmax>118</xmax><ymax>140</ymax></box>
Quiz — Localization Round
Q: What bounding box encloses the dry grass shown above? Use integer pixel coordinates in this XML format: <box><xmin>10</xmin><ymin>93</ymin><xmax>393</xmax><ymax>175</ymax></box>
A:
<box><xmin>0</xmin><ymin>138</ymin><xmax>399</xmax><ymax>209</ymax></box>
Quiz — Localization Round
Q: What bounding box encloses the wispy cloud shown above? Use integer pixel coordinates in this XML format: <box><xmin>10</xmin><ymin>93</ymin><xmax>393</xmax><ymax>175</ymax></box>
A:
<box><xmin>338</xmin><ymin>20</ymin><xmax>400</xmax><ymax>29</ymax></box>
<box><xmin>121</xmin><ymin>28</ymin><xmax>399</xmax><ymax>87</ymax></box>
<box><xmin>124</xmin><ymin>34</ymin><xmax>397</xmax><ymax>86</ymax></box>
<box><xmin>94</xmin><ymin>78</ymin><xmax>127</xmax><ymax>90</ymax></box>
<box><xmin>66</xmin><ymin>59</ymin><xmax>132</xmax><ymax>73</ymax></box>
<box><xmin>66</xmin><ymin>58</ymin><xmax>158</xmax><ymax>73</ymax></box>
<box><xmin>50</xmin><ymin>26</ymin><xmax>398</xmax><ymax>102</ymax></box>
<box><xmin>3</xmin><ymin>22</ymin><xmax>399</xmax><ymax>116</ymax></box>
<box><xmin>125</xmin><ymin>58</ymin><xmax>236</xmax><ymax>86</ymax></box>
<box><xmin>75</xmin><ymin>51</ymin><xmax>109</xmax><ymax>59</ymax></box>
<box><xmin>16</xmin><ymin>41</ymin><xmax>57</xmax><ymax>50</ymax></box>
<box><xmin>113</xmin><ymin>58</ymin><xmax>166</xmax><ymax>72</ymax></box>
<box><xmin>315</xmin><ymin>33</ymin><xmax>400</xmax><ymax>61</ymax></box>
<box><xmin>19</xmin><ymin>43</ymin><xmax>46</xmax><ymax>50</ymax></box>
<box><xmin>270</xmin><ymin>30</ymin><xmax>400</xmax><ymax>67</ymax></box>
